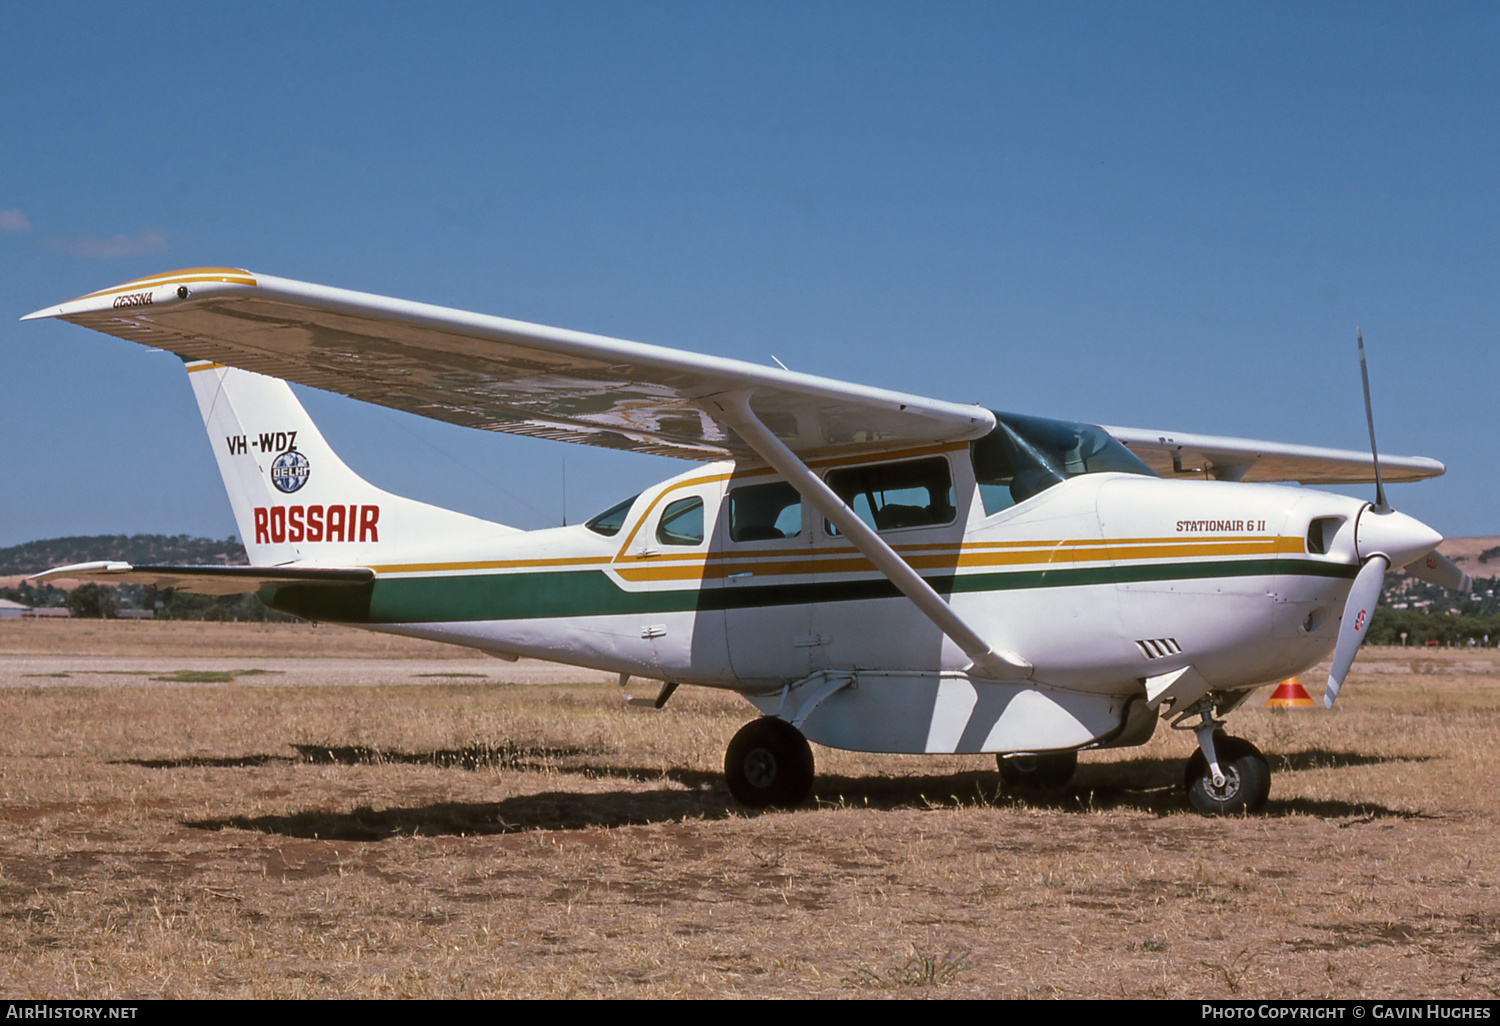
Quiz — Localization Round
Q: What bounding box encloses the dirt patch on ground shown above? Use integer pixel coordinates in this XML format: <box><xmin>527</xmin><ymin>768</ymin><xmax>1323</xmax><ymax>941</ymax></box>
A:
<box><xmin>0</xmin><ymin>623</ymin><xmax>1497</xmax><ymax>998</ymax></box>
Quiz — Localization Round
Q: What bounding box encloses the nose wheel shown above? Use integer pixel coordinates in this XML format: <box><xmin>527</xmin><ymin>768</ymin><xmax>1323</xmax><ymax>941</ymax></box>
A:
<box><xmin>725</xmin><ymin>717</ymin><xmax>815</xmax><ymax>809</ymax></box>
<box><xmin>1184</xmin><ymin>731</ymin><xmax>1270</xmax><ymax>815</ymax></box>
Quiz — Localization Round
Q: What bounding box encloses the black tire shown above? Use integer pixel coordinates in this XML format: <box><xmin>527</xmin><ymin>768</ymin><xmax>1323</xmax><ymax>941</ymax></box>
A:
<box><xmin>1184</xmin><ymin>733</ymin><xmax>1271</xmax><ymax>815</ymax></box>
<box><xmin>996</xmin><ymin>750</ymin><xmax>1078</xmax><ymax>790</ymax></box>
<box><xmin>725</xmin><ymin>717</ymin><xmax>815</xmax><ymax>809</ymax></box>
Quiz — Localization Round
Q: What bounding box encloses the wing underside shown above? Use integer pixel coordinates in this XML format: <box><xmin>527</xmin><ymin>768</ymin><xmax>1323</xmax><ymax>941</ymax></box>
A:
<box><xmin>1102</xmin><ymin>425</ymin><xmax>1444</xmax><ymax>485</ymax></box>
<box><xmin>24</xmin><ymin>268</ymin><xmax>994</xmax><ymax>461</ymax></box>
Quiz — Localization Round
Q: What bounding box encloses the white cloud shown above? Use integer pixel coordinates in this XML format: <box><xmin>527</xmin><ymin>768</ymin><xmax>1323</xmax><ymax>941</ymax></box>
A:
<box><xmin>0</xmin><ymin>209</ymin><xmax>30</xmax><ymax>233</ymax></box>
<box><xmin>44</xmin><ymin>229</ymin><xmax>168</xmax><ymax>258</ymax></box>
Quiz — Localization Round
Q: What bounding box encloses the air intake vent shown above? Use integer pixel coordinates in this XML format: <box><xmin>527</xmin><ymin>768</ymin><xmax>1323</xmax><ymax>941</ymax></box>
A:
<box><xmin>1135</xmin><ymin>637</ymin><xmax>1182</xmax><ymax>659</ymax></box>
<box><xmin>1307</xmin><ymin>516</ymin><xmax>1344</xmax><ymax>555</ymax></box>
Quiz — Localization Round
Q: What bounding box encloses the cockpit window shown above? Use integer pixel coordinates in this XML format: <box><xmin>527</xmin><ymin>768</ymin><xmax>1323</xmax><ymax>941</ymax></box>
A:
<box><xmin>971</xmin><ymin>411</ymin><xmax>1156</xmax><ymax>516</ymax></box>
<box><xmin>584</xmin><ymin>494</ymin><xmax>640</xmax><ymax>537</ymax></box>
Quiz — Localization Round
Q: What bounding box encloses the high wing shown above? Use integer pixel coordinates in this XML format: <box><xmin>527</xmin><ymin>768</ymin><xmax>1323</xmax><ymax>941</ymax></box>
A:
<box><xmin>25</xmin><ymin>267</ymin><xmax>1445</xmax><ymax>483</ymax></box>
<box><xmin>27</xmin><ymin>563</ymin><xmax>375</xmax><ymax>596</ymax></box>
<box><xmin>23</xmin><ymin>268</ymin><xmax>994</xmax><ymax>461</ymax></box>
<box><xmin>1102</xmin><ymin>425</ymin><xmax>1444</xmax><ymax>485</ymax></box>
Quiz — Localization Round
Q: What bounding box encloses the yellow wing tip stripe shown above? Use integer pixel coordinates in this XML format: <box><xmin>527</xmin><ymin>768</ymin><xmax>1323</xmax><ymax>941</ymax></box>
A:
<box><xmin>69</xmin><ymin>268</ymin><xmax>257</xmax><ymax>303</ymax></box>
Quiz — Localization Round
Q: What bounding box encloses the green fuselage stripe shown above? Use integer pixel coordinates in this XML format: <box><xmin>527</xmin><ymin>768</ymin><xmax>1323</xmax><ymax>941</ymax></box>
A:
<box><xmin>262</xmin><ymin>557</ymin><xmax>1357</xmax><ymax>624</ymax></box>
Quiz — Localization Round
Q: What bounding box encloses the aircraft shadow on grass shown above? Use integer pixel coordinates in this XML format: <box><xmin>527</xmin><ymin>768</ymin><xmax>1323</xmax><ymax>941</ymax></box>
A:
<box><xmin>153</xmin><ymin>744</ymin><xmax>1438</xmax><ymax>840</ymax></box>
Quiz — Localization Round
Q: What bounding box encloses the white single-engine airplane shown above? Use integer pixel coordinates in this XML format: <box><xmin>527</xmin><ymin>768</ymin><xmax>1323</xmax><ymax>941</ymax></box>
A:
<box><xmin>25</xmin><ymin>268</ymin><xmax>1472</xmax><ymax>814</ymax></box>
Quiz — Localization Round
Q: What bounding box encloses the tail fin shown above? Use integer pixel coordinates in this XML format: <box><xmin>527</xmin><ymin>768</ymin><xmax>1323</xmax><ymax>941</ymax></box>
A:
<box><xmin>186</xmin><ymin>360</ymin><xmax>517</xmax><ymax>566</ymax></box>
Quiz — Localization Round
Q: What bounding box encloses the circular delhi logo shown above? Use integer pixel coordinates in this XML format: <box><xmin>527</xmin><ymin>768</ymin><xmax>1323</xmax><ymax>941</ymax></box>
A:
<box><xmin>270</xmin><ymin>449</ymin><xmax>311</xmax><ymax>493</ymax></box>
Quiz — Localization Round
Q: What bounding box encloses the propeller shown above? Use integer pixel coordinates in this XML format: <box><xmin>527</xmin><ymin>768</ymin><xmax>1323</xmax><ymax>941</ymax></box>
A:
<box><xmin>1325</xmin><ymin>553</ymin><xmax>1387</xmax><ymax>709</ymax></box>
<box><xmin>1324</xmin><ymin>332</ymin><xmax>1459</xmax><ymax>709</ymax></box>
<box><xmin>1402</xmin><ymin>550</ymin><xmax>1472</xmax><ymax>593</ymax></box>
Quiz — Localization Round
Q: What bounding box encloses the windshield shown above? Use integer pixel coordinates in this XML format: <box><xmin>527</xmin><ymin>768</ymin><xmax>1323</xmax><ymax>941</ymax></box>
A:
<box><xmin>971</xmin><ymin>411</ymin><xmax>1156</xmax><ymax>515</ymax></box>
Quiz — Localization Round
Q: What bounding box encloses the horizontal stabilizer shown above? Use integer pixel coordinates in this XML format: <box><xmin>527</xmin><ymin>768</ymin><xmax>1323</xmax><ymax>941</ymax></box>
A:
<box><xmin>28</xmin><ymin>562</ymin><xmax>374</xmax><ymax>596</ymax></box>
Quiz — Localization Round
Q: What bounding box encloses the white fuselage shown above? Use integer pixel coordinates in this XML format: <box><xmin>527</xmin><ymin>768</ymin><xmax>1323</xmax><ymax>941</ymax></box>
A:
<box><xmin>290</xmin><ymin>446</ymin><xmax>1363</xmax><ymax>707</ymax></box>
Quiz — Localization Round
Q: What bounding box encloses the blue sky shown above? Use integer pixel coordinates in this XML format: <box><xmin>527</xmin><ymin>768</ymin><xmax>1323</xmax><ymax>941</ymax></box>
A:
<box><xmin>3</xmin><ymin>2</ymin><xmax>1496</xmax><ymax>547</ymax></box>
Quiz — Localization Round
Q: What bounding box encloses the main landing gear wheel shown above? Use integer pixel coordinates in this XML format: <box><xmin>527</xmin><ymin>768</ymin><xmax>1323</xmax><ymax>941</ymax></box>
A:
<box><xmin>725</xmin><ymin>717</ymin><xmax>815</xmax><ymax>809</ymax></box>
<box><xmin>1184</xmin><ymin>733</ymin><xmax>1271</xmax><ymax>815</ymax></box>
<box><xmin>996</xmin><ymin>750</ymin><xmax>1077</xmax><ymax>790</ymax></box>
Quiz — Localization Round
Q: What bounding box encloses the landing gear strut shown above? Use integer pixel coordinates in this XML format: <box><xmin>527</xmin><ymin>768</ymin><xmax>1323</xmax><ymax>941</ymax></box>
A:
<box><xmin>1171</xmin><ymin>695</ymin><xmax>1271</xmax><ymax>815</ymax></box>
<box><xmin>996</xmin><ymin>750</ymin><xmax>1077</xmax><ymax>790</ymax></box>
<box><xmin>725</xmin><ymin>717</ymin><xmax>815</xmax><ymax>809</ymax></box>
<box><xmin>1184</xmin><ymin>732</ymin><xmax>1270</xmax><ymax>815</ymax></box>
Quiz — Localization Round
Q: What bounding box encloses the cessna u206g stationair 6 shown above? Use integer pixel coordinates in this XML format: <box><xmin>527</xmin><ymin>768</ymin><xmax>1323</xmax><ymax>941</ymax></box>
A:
<box><xmin>26</xmin><ymin>268</ymin><xmax>1472</xmax><ymax>814</ymax></box>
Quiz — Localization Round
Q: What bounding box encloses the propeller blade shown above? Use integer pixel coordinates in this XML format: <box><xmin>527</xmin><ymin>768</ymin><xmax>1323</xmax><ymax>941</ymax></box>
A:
<box><xmin>1403</xmin><ymin>550</ymin><xmax>1473</xmax><ymax>594</ymax></box>
<box><xmin>1357</xmin><ymin>329</ymin><xmax>1389</xmax><ymax>513</ymax></box>
<box><xmin>1325</xmin><ymin>555</ymin><xmax>1389</xmax><ymax>709</ymax></box>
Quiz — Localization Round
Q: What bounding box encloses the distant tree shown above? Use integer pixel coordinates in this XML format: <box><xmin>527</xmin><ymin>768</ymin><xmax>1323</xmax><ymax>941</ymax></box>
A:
<box><xmin>1368</xmin><ymin>607</ymin><xmax>1500</xmax><ymax>647</ymax></box>
<box><xmin>64</xmin><ymin>583</ymin><xmax>117</xmax><ymax>619</ymax></box>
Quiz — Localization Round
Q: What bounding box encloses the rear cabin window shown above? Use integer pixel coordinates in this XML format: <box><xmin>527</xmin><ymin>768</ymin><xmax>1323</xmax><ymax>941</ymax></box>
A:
<box><xmin>656</xmin><ymin>496</ymin><xmax>705</xmax><ymax>546</ymax></box>
<box><xmin>585</xmin><ymin>494</ymin><xmax>639</xmax><ymax>537</ymax></box>
<box><xmin>729</xmin><ymin>481</ymin><xmax>802</xmax><ymax>542</ymax></box>
<box><xmin>824</xmin><ymin>457</ymin><xmax>954</xmax><ymax>534</ymax></box>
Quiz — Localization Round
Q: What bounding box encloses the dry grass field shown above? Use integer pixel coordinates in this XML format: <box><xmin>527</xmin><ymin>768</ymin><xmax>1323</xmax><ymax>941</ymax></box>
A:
<box><xmin>0</xmin><ymin>619</ymin><xmax>1497</xmax><ymax>999</ymax></box>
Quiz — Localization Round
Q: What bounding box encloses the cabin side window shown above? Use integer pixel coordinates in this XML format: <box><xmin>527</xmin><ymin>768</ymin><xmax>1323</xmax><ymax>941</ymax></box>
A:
<box><xmin>728</xmin><ymin>481</ymin><xmax>802</xmax><ymax>542</ymax></box>
<box><xmin>824</xmin><ymin>457</ymin><xmax>954</xmax><ymax>534</ymax></box>
<box><xmin>656</xmin><ymin>496</ymin><xmax>705</xmax><ymax>546</ymax></box>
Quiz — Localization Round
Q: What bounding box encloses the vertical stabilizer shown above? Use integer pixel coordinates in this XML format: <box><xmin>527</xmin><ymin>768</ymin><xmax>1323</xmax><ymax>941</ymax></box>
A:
<box><xmin>187</xmin><ymin>360</ymin><xmax>516</xmax><ymax>566</ymax></box>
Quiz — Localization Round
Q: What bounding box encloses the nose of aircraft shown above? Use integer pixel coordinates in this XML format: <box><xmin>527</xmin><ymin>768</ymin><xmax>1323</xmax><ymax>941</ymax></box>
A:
<box><xmin>1327</xmin><ymin>503</ymin><xmax>1456</xmax><ymax>710</ymax></box>
<box><xmin>1355</xmin><ymin>507</ymin><xmax>1443</xmax><ymax>569</ymax></box>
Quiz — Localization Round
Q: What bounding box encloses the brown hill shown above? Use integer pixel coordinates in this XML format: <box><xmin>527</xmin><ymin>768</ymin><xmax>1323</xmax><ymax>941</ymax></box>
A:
<box><xmin>1437</xmin><ymin>536</ymin><xmax>1500</xmax><ymax>569</ymax></box>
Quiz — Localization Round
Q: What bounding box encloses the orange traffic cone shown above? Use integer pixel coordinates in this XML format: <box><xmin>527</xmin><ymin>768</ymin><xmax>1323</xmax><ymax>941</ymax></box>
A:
<box><xmin>1266</xmin><ymin>677</ymin><xmax>1315</xmax><ymax>709</ymax></box>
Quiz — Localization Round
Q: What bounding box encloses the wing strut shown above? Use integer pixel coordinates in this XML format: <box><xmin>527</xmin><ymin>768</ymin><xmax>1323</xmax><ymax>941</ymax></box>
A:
<box><xmin>704</xmin><ymin>393</ymin><xmax>1032</xmax><ymax>680</ymax></box>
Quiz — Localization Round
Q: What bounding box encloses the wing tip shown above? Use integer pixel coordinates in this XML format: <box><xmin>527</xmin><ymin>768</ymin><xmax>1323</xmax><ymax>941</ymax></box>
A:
<box><xmin>21</xmin><ymin>268</ymin><xmax>258</xmax><ymax>322</ymax></box>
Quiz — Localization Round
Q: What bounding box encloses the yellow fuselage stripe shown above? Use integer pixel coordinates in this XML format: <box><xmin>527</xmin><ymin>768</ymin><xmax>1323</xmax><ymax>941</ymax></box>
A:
<box><xmin>368</xmin><ymin>534</ymin><xmax>1307</xmax><ymax>580</ymax></box>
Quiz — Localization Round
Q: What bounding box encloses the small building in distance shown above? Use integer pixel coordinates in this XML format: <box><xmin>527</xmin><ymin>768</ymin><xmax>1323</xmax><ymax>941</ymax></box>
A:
<box><xmin>0</xmin><ymin>598</ymin><xmax>31</xmax><ymax>619</ymax></box>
